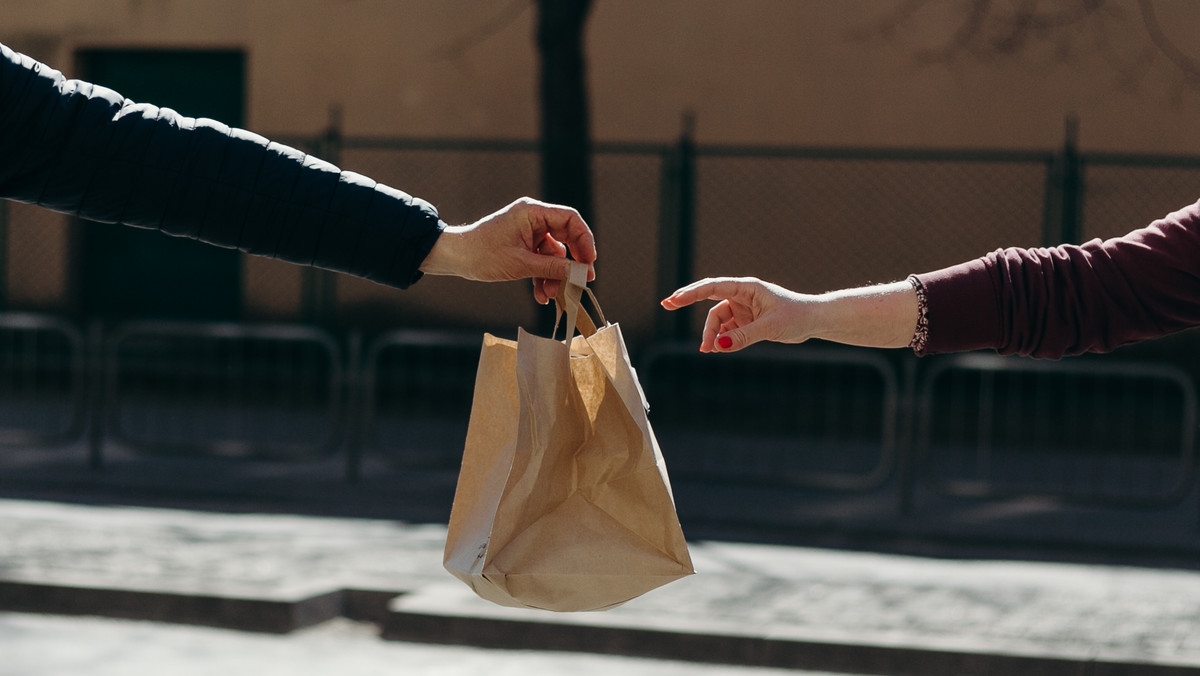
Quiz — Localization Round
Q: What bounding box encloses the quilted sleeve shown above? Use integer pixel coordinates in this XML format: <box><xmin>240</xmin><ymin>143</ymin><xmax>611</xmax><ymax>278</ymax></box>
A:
<box><xmin>0</xmin><ymin>42</ymin><xmax>443</xmax><ymax>289</ymax></box>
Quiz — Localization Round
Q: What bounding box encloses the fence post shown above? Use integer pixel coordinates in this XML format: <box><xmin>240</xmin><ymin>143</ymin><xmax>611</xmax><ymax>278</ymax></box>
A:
<box><xmin>303</xmin><ymin>106</ymin><xmax>343</xmax><ymax>325</ymax></box>
<box><xmin>85</xmin><ymin>321</ymin><xmax>106</xmax><ymax>470</ymax></box>
<box><xmin>0</xmin><ymin>201</ymin><xmax>7</xmax><ymax>309</ymax></box>
<box><xmin>344</xmin><ymin>329</ymin><xmax>364</xmax><ymax>484</ymax></box>
<box><xmin>1042</xmin><ymin>115</ymin><xmax>1081</xmax><ymax>246</ymax></box>
<box><xmin>896</xmin><ymin>355</ymin><xmax>919</xmax><ymax>516</ymax></box>
<box><xmin>655</xmin><ymin>112</ymin><xmax>697</xmax><ymax>341</ymax></box>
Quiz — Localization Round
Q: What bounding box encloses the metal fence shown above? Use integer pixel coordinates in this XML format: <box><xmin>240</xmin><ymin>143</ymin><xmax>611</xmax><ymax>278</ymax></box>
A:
<box><xmin>2</xmin><ymin>134</ymin><xmax>1200</xmax><ymax>543</ymax></box>
<box><xmin>0</xmin><ymin>313</ymin><xmax>85</xmax><ymax>447</ymax></box>
<box><xmin>5</xmin><ymin>131</ymin><xmax>1200</xmax><ymax>344</ymax></box>
<box><xmin>691</xmin><ymin>147</ymin><xmax>1051</xmax><ymax>300</ymax></box>
<box><xmin>359</xmin><ymin>329</ymin><xmax>480</xmax><ymax>472</ymax></box>
<box><xmin>1080</xmin><ymin>153</ymin><xmax>1200</xmax><ymax>242</ymax></box>
<box><xmin>96</xmin><ymin>321</ymin><xmax>344</xmax><ymax>462</ymax></box>
<box><xmin>3</xmin><ymin>313</ymin><xmax>1196</xmax><ymax>510</ymax></box>
<box><xmin>641</xmin><ymin>342</ymin><xmax>900</xmax><ymax>492</ymax></box>
<box><xmin>917</xmin><ymin>353</ymin><xmax>1197</xmax><ymax>507</ymax></box>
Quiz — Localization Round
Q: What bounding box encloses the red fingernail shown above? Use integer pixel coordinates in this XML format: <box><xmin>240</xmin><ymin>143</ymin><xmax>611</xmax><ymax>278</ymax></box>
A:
<box><xmin>717</xmin><ymin>336</ymin><xmax>733</xmax><ymax>350</ymax></box>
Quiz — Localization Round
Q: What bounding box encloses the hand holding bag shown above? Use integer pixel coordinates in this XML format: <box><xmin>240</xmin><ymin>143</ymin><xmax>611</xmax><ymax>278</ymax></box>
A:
<box><xmin>443</xmin><ymin>263</ymin><xmax>694</xmax><ymax>612</ymax></box>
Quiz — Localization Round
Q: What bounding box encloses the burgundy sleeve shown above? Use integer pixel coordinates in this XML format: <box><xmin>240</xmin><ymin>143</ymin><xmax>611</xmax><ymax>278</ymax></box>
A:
<box><xmin>911</xmin><ymin>200</ymin><xmax>1200</xmax><ymax>358</ymax></box>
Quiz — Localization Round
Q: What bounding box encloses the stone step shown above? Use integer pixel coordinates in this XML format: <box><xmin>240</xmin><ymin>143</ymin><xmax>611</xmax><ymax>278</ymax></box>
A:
<box><xmin>382</xmin><ymin>583</ymin><xmax>1200</xmax><ymax>676</ymax></box>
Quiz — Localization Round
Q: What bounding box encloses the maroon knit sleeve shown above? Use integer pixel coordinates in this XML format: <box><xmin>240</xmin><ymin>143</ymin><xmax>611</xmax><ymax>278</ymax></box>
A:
<box><xmin>911</xmin><ymin>200</ymin><xmax>1200</xmax><ymax>358</ymax></box>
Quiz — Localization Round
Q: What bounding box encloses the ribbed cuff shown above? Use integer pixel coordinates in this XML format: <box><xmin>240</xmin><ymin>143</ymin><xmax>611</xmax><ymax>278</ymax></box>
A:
<box><xmin>910</xmin><ymin>256</ymin><xmax>1002</xmax><ymax>355</ymax></box>
<box><xmin>906</xmin><ymin>275</ymin><xmax>929</xmax><ymax>355</ymax></box>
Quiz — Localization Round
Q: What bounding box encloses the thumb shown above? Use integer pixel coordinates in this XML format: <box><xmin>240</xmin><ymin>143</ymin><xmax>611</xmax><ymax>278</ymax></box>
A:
<box><xmin>518</xmin><ymin>249</ymin><xmax>572</xmax><ymax>282</ymax></box>
<box><xmin>714</xmin><ymin>322</ymin><xmax>768</xmax><ymax>353</ymax></box>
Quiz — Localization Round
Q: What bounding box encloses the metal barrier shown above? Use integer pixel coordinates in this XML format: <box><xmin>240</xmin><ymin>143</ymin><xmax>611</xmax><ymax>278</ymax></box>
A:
<box><xmin>0</xmin><ymin>201</ymin><xmax>7</xmax><ymax>308</ymax></box>
<box><xmin>3</xmin><ymin>309</ymin><xmax>1199</xmax><ymax>542</ymax></box>
<box><xmin>0</xmin><ymin>312</ymin><xmax>85</xmax><ymax>446</ymax></box>
<box><xmin>640</xmin><ymin>342</ymin><xmax>900</xmax><ymax>491</ymax></box>
<box><xmin>917</xmin><ymin>353</ymin><xmax>1198</xmax><ymax>506</ymax></box>
<box><xmin>360</xmin><ymin>329</ymin><xmax>482</xmax><ymax>470</ymax></box>
<box><xmin>97</xmin><ymin>321</ymin><xmax>344</xmax><ymax>462</ymax></box>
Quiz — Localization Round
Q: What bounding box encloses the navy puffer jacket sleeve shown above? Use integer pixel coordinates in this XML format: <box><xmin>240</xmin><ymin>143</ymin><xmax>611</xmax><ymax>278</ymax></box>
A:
<box><xmin>0</xmin><ymin>42</ymin><xmax>444</xmax><ymax>289</ymax></box>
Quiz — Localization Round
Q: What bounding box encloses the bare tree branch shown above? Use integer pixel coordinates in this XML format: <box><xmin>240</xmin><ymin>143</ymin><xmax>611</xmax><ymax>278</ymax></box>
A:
<box><xmin>914</xmin><ymin>0</ymin><xmax>993</xmax><ymax>62</ymax></box>
<box><xmin>846</xmin><ymin>0</ymin><xmax>933</xmax><ymax>41</ymax></box>
<box><xmin>1137</xmin><ymin>0</ymin><xmax>1200</xmax><ymax>88</ymax></box>
<box><xmin>1007</xmin><ymin>0</ymin><xmax>1108</xmax><ymax>30</ymax></box>
<box><xmin>855</xmin><ymin>0</ymin><xmax>1200</xmax><ymax>98</ymax></box>
<box><xmin>428</xmin><ymin>0</ymin><xmax>532</xmax><ymax>61</ymax></box>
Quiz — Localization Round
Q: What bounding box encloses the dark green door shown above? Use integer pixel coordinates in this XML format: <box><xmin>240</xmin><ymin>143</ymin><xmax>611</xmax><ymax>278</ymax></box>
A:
<box><xmin>78</xmin><ymin>49</ymin><xmax>245</xmax><ymax>321</ymax></box>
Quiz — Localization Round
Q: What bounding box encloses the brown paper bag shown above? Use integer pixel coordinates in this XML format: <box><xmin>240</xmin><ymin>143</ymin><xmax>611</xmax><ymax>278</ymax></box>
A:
<box><xmin>443</xmin><ymin>264</ymin><xmax>694</xmax><ymax>612</ymax></box>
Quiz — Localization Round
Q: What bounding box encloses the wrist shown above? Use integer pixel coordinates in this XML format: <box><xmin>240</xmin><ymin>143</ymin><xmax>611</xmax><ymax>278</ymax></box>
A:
<box><xmin>810</xmin><ymin>282</ymin><xmax>918</xmax><ymax>348</ymax></box>
<box><xmin>804</xmin><ymin>294</ymin><xmax>844</xmax><ymax>344</ymax></box>
<box><xmin>419</xmin><ymin>225</ymin><xmax>470</xmax><ymax>277</ymax></box>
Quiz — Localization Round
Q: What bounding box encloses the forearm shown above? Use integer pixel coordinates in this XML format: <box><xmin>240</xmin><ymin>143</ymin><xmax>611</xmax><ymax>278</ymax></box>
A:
<box><xmin>807</xmin><ymin>281</ymin><xmax>919</xmax><ymax>349</ymax></box>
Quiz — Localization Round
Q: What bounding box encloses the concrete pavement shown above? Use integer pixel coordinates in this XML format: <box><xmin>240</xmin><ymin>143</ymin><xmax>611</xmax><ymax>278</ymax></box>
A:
<box><xmin>1</xmin><ymin>498</ymin><xmax>1200</xmax><ymax>675</ymax></box>
<box><xmin>0</xmin><ymin>614</ymin><xmax>841</xmax><ymax>676</ymax></box>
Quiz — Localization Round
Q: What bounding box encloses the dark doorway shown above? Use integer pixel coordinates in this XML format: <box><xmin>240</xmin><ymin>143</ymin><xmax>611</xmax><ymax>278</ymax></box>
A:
<box><xmin>76</xmin><ymin>48</ymin><xmax>246</xmax><ymax>321</ymax></box>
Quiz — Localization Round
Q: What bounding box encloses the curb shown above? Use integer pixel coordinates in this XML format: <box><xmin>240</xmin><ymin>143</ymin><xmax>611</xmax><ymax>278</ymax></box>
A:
<box><xmin>5</xmin><ymin>577</ymin><xmax>1200</xmax><ymax>676</ymax></box>
<box><xmin>381</xmin><ymin>590</ymin><xmax>1200</xmax><ymax>676</ymax></box>
<box><xmin>0</xmin><ymin>580</ymin><xmax>398</xmax><ymax>634</ymax></box>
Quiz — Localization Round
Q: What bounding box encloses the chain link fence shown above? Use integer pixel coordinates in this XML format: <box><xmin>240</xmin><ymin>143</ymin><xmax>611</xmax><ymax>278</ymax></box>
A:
<box><xmin>1080</xmin><ymin>155</ymin><xmax>1200</xmax><ymax>242</ymax></box>
<box><xmin>4</xmin><ymin>134</ymin><xmax>1195</xmax><ymax>349</ymax></box>
<box><xmin>695</xmin><ymin>150</ymin><xmax>1049</xmax><ymax>287</ymax></box>
<box><xmin>691</xmin><ymin>148</ymin><xmax>1052</xmax><ymax>341</ymax></box>
<box><xmin>3</xmin><ymin>135</ymin><xmax>1200</xmax><ymax>540</ymax></box>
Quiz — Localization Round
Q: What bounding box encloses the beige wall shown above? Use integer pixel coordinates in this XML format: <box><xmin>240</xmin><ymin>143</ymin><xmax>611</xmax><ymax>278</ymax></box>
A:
<box><xmin>1</xmin><ymin>0</ymin><xmax>540</xmax><ymax>138</ymax></box>
<box><xmin>6</xmin><ymin>0</ymin><xmax>1199</xmax><ymax>151</ymax></box>
<box><xmin>5</xmin><ymin>1</ymin><xmax>1200</xmax><ymax>331</ymax></box>
<box><xmin>4</xmin><ymin>204</ymin><xmax>72</xmax><ymax>310</ymax></box>
<box><xmin>591</xmin><ymin>0</ymin><xmax>1200</xmax><ymax>153</ymax></box>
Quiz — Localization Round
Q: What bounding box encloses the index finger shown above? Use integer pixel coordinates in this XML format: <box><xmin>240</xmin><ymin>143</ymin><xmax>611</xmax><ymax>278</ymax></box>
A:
<box><xmin>532</xmin><ymin>202</ymin><xmax>597</xmax><ymax>279</ymax></box>
<box><xmin>660</xmin><ymin>277</ymin><xmax>758</xmax><ymax>310</ymax></box>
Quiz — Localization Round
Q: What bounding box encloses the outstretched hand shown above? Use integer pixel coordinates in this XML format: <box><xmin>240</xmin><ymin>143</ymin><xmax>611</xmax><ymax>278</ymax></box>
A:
<box><xmin>420</xmin><ymin>197</ymin><xmax>597</xmax><ymax>304</ymax></box>
<box><xmin>660</xmin><ymin>277</ymin><xmax>813</xmax><ymax>352</ymax></box>
<box><xmin>662</xmin><ymin>277</ymin><xmax>921</xmax><ymax>352</ymax></box>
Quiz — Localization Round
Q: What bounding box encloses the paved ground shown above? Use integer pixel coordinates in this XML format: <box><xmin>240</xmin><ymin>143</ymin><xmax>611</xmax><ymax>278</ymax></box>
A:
<box><xmin>2</xmin><ymin>497</ymin><xmax>1200</xmax><ymax>675</ymax></box>
<box><xmin>0</xmin><ymin>614</ymin><xmax>842</xmax><ymax>676</ymax></box>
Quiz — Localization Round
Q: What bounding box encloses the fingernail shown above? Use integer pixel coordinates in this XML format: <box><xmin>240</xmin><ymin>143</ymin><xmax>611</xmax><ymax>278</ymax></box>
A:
<box><xmin>717</xmin><ymin>336</ymin><xmax>733</xmax><ymax>350</ymax></box>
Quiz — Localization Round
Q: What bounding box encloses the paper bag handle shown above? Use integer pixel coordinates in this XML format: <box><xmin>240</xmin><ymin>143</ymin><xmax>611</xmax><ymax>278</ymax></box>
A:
<box><xmin>552</xmin><ymin>262</ymin><xmax>607</xmax><ymax>342</ymax></box>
